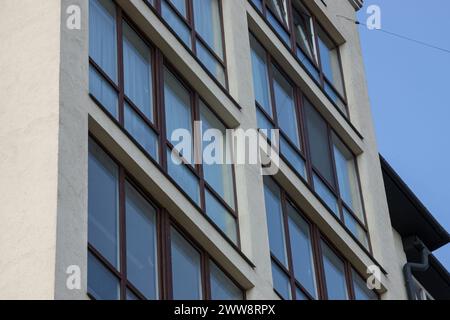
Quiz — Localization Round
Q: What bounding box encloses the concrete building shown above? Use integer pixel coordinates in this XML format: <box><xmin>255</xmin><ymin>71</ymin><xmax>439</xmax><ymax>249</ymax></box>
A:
<box><xmin>0</xmin><ymin>0</ymin><xmax>447</xmax><ymax>300</ymax></box>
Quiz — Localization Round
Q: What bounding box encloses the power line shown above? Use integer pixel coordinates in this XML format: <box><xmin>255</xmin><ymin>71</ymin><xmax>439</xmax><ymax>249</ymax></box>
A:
<box><xmin>337</xmin><ymin>15</ymin><xmax>450</xmax><ymax>54</ymax></box>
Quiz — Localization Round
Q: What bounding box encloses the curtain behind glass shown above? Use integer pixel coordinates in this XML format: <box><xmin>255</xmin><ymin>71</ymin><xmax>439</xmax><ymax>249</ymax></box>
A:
<box><xmin>164</xmin><ymin>68</ymin><xmax>193</xmax><ymax>157</ymax></box>
<box><xmin>89</xmin><ymin>0</ymin><xmax>117</xmax><ymax>82</ymax></box>
<box><xmin>193</xmin><ymin>0</ymin><xmax>223</xmax><ymax>59</ymax></box>
<box><xmin>200</xmin><ymin>102</ymin><xmax>235</xmax><ymax>209</ymax></box>
<box><xmin>272</xmin><ymin>66</ymin><xmax>300</xmax><ymax>148</ymax></box>
<box><xmin>250</xmin><ymin>35</ymin><xmax>273</xmax><ymax>117</ymax></box>
<box><xmin>292</xmin><ymin>2</ymin><xmax>316</xmax><ymax>61</ymax></box>
<box><xmin>123</xmin><ymin>23</ymin><xmax>153</xmax><ymax>121</ymax></box>
<box><xmin>267</xmin><ymin>0</ymin><xmax>288</xmax><ymax>25</ymax></box>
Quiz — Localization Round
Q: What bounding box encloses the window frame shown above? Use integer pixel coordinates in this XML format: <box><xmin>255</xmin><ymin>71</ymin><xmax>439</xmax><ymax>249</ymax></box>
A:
<box><xmin>88</xmin><ymin>1</ymin><xmax>240</xmax><ymax>248</ymax></box>
<box><xmin>144</xmin><ymin>0</ymin><xmax>229</xmax><ymax>90</ymax></box>
<box><xmin>249</xmin><ymin>0</ymin><xmax>349</xmax><ymax>118</ymax></box>
<box><xmin>251</xmin><ymin>36</ymin><xmax>370</xmax><ymax>252</ymax></box>
<box><xmin>263</xmin><ymin>177</ymin><xmax>378</xmax><ymax>300</ymax></box>
<box><xmin>87</xmin><ymin>136</ymin><xmax>245</xmax><ymax>300</ymax></box>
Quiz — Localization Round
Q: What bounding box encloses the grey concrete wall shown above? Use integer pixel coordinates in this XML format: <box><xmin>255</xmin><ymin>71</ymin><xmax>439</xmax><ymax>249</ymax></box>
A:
<box><xmin>54</xmin><ymin>0</ymin><xmax>90</xmax><ymax>300</ymax></box>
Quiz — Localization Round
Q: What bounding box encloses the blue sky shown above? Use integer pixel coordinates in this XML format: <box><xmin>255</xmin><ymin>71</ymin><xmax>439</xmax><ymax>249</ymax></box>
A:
<box><xmin>356</xmin><ymin>1</ymin><xmax>450</xmax><ymax>269</ymax></box>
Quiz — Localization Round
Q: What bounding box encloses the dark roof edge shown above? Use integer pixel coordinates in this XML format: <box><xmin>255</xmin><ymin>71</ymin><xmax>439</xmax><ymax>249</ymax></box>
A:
<box><xmin>380</xmin><ymin>155</ymin><xmax>450</xmax><ymax>248</ymax></box>
<box><xmin>429</xmin><ymin>254</ymin><xmax>450</xmax><ymax>286</ymax></box>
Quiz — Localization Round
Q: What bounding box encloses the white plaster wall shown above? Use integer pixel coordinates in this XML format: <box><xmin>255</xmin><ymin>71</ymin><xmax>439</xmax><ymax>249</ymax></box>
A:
<box><xmin>0</xmin><ymin>0</ymin><xmax>62</xmax><ymax>299</ymax></box>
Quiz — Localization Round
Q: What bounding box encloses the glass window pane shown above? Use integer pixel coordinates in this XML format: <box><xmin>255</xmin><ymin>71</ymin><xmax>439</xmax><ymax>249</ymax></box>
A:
<box><xmin>88</xmin><ymin>139</ymin><xmax>119</xmax><ymax>268</ymax></box>
<box><xmin>263</xmin><ymin>177</ymin><xmax>288</xmax><ymax>266</ymax></box>
<box><xmin>313</xmin><ymin>174</ymin><xmax>339</xmax><ymax>216</ymax></box>
<box><xmin>250</xmin><ymin>0</ymin><xmax>263</xmax><ymax>11</ymax></box>
<box><xmin>280</xmin><ymin>136</ymin><xmax>306</xmax><ymax>179</ymax></box>
<box><xmin>272</xmin><ymin>261</ymin><xmax>291</xmax><ymax>300</ymax></box>
<box><xmin>164</xmin><ymin>68</ymin><xmax>193</xmax><ymax>158</ymax></box>
<box><xmin>332</xmin><ymin>133</ymin><xmax>363</xmax><ymax>220</ymax></box>
<box><xmin>292</xmin><ymin>1</ymin><xmax>316</xmax><ymax>62</ymax></box>
<box><xmin>166</xmin><ymin>148</ymin><xmax>201</xmax><ymax>205</ymax></box>
<box><xmin>197</xmin><ymin>41</ymin><xmax>226</xmax><ymax>86</ymax></box>
<box><xmin>321</xmin><ymin>242</ymin><xmax>348</xmax><ymax>300</ymax></box>
<box><xmin>210</xmin><ymin>261</ymin><xmax>243</xmax><ymax>300</ymax></box>
<box><xmin>89</xmin><ymin>0</ymin><xmax>117</xmax><ymax>81</ymax></box>
<box><xmin>171</xmin><ymin>228</ymin><xmax>202</xmax><ymax>300</ymax></box>
<box><xmin>125</xmin><ymin>182</ymin><xmax>158</xmax><ymax>300</ymax></box>
<box><xmin>317</xmin><ymin>26</ymin><xmax>344</xmax><ymax>97</ymax></box>
<box><xmin>193</xmin><ymin>0</ymin><xmax>223</xmax><ymax>59</ymax></box>
<box><xmin>324</xmin><ymin>81</ymin><xmax>347</xmax><ymax>116</ymax></box>
<box><xmin>266</xmin><ymin>9</ymin><xmax>291</xmax><ymax>46</ymax></box>
<box><xmin>250</xmin><ymin>35</ymin><xmax>273</xmax><ymax>117</ymax></box>
<box><xmin>200</xmin><ymin>102</ymin><xmax>235</xmax><ymax>209</ymax></box>
<box><xmin>168</xmin><ymin>0</ymin><xmax>187</xmax><ymax>17</ymax></box>
<box><xmin>89</xmin><ymin>66</ymin><xmax>118</xmax><ymax>119</ymax></box>
<box><xmin>296</xmin><ymin>287</ymin><xmax>308</xmax><ymax>300</ymax></box>
<box><xmin>296</xmin><ymin>47</ymin><xmax>320</xmax><ymax>83</ymax></box>
<box><xmin>352</xmin><ymin>270</ymin><xmax>378</xmax><ymax>300</ymax></box>
<box><xmin>257</xmin><ymin>108</ymin><xmax>275</xmax><ymax>132</ymax></box>
<box><xmin>205</xmin><ymin>190</ymin><xmax>238</xmax><ymax>244</ymax></box>
<box><xmin>286</xmin><ymin>204</ymin><xmax>317</xmax><ymax>298</ymax></box>
<box><xmin>123</xmin><ymin>23</ymin><xmax>153</xmax><ymax>121</ymax></box>
<box><xmin>343</xmin><ymin>208</ymin><xmax>369</xmax><ymax>249</ymax></box>
<box><xmin>124</xmin><ymin>103</ymin><xmax>159</xmax><ymax>161</ymax></box>
<box><xmin>88</xmin><ymin>252</ymin><xmax>120</xmax><ymax>300</ymax></box>
<box><xmin>162</xmin><ymin>0</ymin><xmax>192</xmax><ymax>47</ymax></box>
<box><xmin>304</xmin><ymin>99</ymin><xmax>335</xmax><ymax>186</ymax></box>
<box><xmin>266</xmin><ymin>0</ymin><xmax>288</xmax><ymax>26</ymax></box>
<box><xmin>126</xmin><ymin>289</ymin><xmax>140</xmax><ymax>300</ymax></box>
<box><xmin>273</xmin><ymin>66</ymin><xmax>300</xmax><ymax>149</ymax></box>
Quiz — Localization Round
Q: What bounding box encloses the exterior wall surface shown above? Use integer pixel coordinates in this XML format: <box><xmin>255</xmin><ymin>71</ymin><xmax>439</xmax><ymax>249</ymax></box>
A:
<box><xmin>0</xmin><ymin>0</ymin><xmax>409</xmax><ymax>299</ymax></box>
<box><xmin>0</xmin><ymin>0</ymin><xmax>62</xmax><ymax>299</ymax></box>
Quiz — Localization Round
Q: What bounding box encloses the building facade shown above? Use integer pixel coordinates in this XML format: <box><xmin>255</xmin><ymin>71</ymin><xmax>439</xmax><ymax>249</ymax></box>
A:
<box><xmin>0</xmin><ymin>0</ymin><xmax>447</xmax><ymax>299</ymax></box>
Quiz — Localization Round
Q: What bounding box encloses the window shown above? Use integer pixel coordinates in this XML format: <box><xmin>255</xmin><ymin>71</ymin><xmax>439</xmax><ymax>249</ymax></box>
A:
<box><xmin>89</xmin><ymin>0</ymin><xmax>159</xmax><ymax>162</ymax></box>
<box><xmin>87</xmin><ymin>138</ymin><xmax>243</xmax><ymax>300</ymax></box>
<box><xmin>171</xmin><ymin>228</ymin><xmax>203</xmax><ymax>300</ymax></box>
<box><xmin>262</xmin><ymin>178</ymin><xmax>377</xmax><ymax>300</ymax></box>
<box><xmin>88</xmin><ymin>138</ymin><xmax>158</xmax><ymax>300</ymax></box>
<box><xmin>125</xmin><ymin>181</ymin><xmax>158</xmax><ymax>299</ymax></box>
<box><xmin>162</xmin><ymin>68</ymin><xmax>239</xmax><ymax>245</ymax></box>
<box><xmin>321</xmin><ymin>241</ymin><xmax>348</xmax><ymax>300</ymax></box>
<box><xmin>89</xmin><ymin>0</ymin><xmax>238</xmax><ymax>246</ymax></box>
<box><xmin>250</xmin><ymin>35</ymin><xmax>272</xmax><ymax>116</ymax></box>
<box><xmin>250</xmin><ymin>36</ymin><xmax>369</xmax><ymax>249</ymax></box>
<box><xmin>292</xmin><ymin>1</ymin><xmax>316</xmax><ymax>62</ymax></box>
<box><xmin>352</xmin><ymin>269</ymin><xmax>378</xmax><ymax>300</ymax></box>
<box><xmin>263</xmin><ymin>177</ymin><xmax>318</xmax><ymax>300</ymax></box>
<box><xmin>304</xmin><ymin>99</ymin><xmax>335</xmax><ymax>186</ymax></box>
<box><xmin>89</xmin><ymin>0</ymin><xmax>118</xmax><ymax>117</ymax></box>
<box><xmin>88</xmin><ymin>140</ymin><xmax>119</xmax><ymax>268</ymax></box>
<box><xmin>250</xmin><ymin>35</ymin><xmax>307</xmax><ymax>180</ymax></box>
<box><xmin>249</xmin><ymin>0</ymin><xmax>348</xmax><ymax>116</ymax></box>
<box><xmin>147</xmin><ymin>0</ymin><xmax>227</xmax><ymax>87</ymax></box>
<box><xmin>304</xmin><ymin>100</ymin><xmax>369</xmax><ymax>250</ymax></box>
<box><xmin>210</xmin><ymin>261</ymin><xmax>243</xmax><ymax>300</ymax></box>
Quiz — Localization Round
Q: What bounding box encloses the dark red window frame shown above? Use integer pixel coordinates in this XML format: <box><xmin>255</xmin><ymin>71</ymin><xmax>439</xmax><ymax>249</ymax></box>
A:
<box><xmin>251</xmin><ymin>35</ymin><xmax>371</xmax><ymax>254</ymax></box>
<box><xmin>144</xmin><ymin>0</ymin><xmax>229</xmax><ymax>90</ymax></box>
<box><xmin>89</xmin><ymin>1</ymin><xmax>240</xmax><ymax>248</ymax></box>
<box><xmin>88</xmin><ymin>135</ymin><xmax>245</xmax><ymax>300</ymax></box>
<box><xmin>265</xmin><ymin>177</ymin><xmax>378</xmax><ymax>300</ymax></box>
<box><xmin>249</xmin><ymin>0</ymin><xmax>349</xmax><ymax>119</ymax></box>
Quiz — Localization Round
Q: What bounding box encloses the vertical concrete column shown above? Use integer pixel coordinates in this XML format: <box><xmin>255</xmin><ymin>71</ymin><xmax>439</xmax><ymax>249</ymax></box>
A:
<box><xmin>54</xmin><ymin>0</ymin><xmax>89</xmax><ymax>299</ymax></box>
<box><xmin>221</xmin><ymin>0</ymin><xmax>276</xmax><ymax>299</ymax></box>
<box><xmin>0</xmin><ymin>0</ymin><xmax>62</xmax><ymax>299</ymax></box>
<box><xmin>335</xmin><ymin>4</ymin><xmax>408</xmax><ymax>299</ymax></box>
